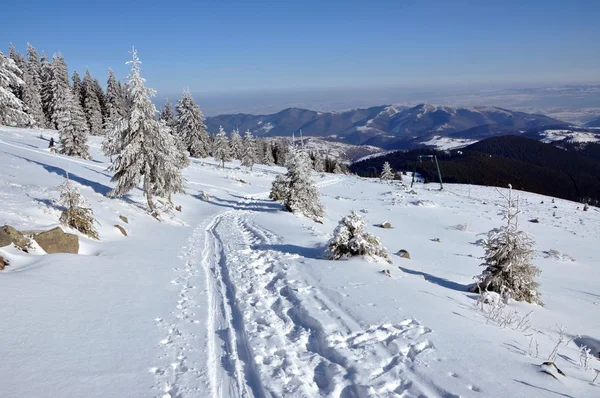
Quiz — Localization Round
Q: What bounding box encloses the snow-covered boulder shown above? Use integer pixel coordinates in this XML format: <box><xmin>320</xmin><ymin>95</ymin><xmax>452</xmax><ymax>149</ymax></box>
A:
<box><xmin>33</xmin><ymin>227</ymin><xmax>79</xmax><ymax>254</ymax></box>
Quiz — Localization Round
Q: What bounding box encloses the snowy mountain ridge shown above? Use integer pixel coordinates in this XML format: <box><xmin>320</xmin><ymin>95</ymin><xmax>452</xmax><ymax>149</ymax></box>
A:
<box><xmin>1</xmin><ymin>126</ymin><xmax>599</xmax><ymax>398</ymax></box>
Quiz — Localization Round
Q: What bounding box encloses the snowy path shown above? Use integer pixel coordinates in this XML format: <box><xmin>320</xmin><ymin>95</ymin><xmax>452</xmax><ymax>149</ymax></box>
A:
<box><xmin>153</xmin><ymin>178</ymin><xmax>445</xmax><ymax>398</ymax></box>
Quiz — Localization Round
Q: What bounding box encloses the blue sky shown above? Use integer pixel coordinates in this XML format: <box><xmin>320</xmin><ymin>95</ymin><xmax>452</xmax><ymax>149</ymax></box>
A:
<box><xmin>3</xmin><ymin>0</ymin><xmax>599</xmax><ymax>98</ymax></box>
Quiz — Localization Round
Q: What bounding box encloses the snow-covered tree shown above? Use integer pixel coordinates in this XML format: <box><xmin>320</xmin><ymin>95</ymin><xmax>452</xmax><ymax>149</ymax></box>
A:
<box><xmin>326</xmin><ymin>210</ymin><xmax>391</xmax><ymax>263</ymax></box>
<box><xmin>105</xmin><ymin>68</ymin><xmax>125</xmax><ymax>130</ymax></box>
<box><xmin>313</xmin><ymin>153</ymin><xmax>326</xmax><ymax>172</ymax></box>
<box><xmin>56</xmin><ymin>88</ymin><xmax>90</xmax><ymax>159</ymax></box>
<box><xmin>380</xmin><ymin>161</ymin><xmax>394</xmax><ymax>181</ymax></box>
<box><xmin>58</xmin><ymin>174</ymin><xmax>98</xmax><ymax>239</ymax></box>
<box><xmin>107</xmin><ymin>48</ymin><xmax>188</xmax><ymax>212</ymax></box>
<box><xmin>8</xmin><ymin>43</ymin><xmax>25</xmax><ymax>100</ymax></box>
<box><xmin>229</xmin><ymin>129</ymin><xmax>243</xmax><ymax>159</ymax></box>
<box><xmin>175</xmin><ymin>90</ymin><xmax>210</xmax><ymax>158</ymax></box>
<box><xmin>39</xmin><ymin>51</ymin><xmax>53</xmax><ymax>126</ymax></box>
<box><xmin>91</xmin><ymin>77</ymin><xmax>107</xmax><ymax>121</ymax></box>
<box><xmin>0</xmin><ymin>51</ymin><xmax>33</xmax><ymax>127</ymax></box>
<box><xmin>262</xmin><ymin>141</ymin><xmax>275</xmax><ymax>165</ymax></box>
<box><xmin>48</xmin><ymin>54</ymin><xmax>71</xmax><ymax>129</ymax></box>
<box><xmin>241</xmin><ymin>130</ymin><xmax>257</xmax><ymax>170</ymax></box>
<box><xmin>270</xmin><ymin>149</ymin><xmax>324</xmax><ymax>218</ymax></box>
<box><xmin>274</xmin><ymin>139</ymin><xmax>290</xmax><ymax>166</ymax></box>
<box><xmin>72</xmin><ymin>70</ymin><xmax>83</xmax><ymax>106</ymax></box>
<box><xmin>82</xmin><ymin>69</ymin><xmax>104</xmax><ymax>135</ymax></box>
<box><xmin>469</xmin><ymin>185</ymin><xmax>542</xmax><ymax>305</ymax></box>
<box><xmin>213</xmin><ymin>126</ymin><xmax>231</xmax><ymax>167</ymax></box>
<box><xmin>333</xmin><ymin>161</ymin><xmax>343</xmax><ymax>174</ymax></box>
<box><xmin>255</xmin><ymin>138</ymin><xmax>266</xmax><ymax>163</ymax></box>
<box><xmin>159</xmin><ymin>98</ymin><xmax>175</xmax><ymax>128</ymax></box>
<box><xmin>22</xmin><ymin>44</ymin><xmax>45</xmax><ymax>127</ymax></box>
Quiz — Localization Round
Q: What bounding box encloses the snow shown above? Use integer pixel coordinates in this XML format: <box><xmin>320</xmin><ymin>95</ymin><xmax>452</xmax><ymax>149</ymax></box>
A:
<box><xmin>1</xmin><ymin>125</ymin><xmax>600</xmax><ymax>397</ymax></box>
<box><xmin>541</xmin><ymin>129</ymin><xmax>600</xmax><ymax>144</ymax></box>
<box><xmin>420</xmin><ymin>135</ymin><xmax>478</xmax><ymax>150</ymax></box>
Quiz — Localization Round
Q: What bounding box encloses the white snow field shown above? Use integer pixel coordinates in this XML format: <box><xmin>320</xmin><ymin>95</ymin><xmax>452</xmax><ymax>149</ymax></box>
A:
<box><xmin>1</xmin><ymin>125</ymin><xmax>599</xmax><ymax>398</ymax></box>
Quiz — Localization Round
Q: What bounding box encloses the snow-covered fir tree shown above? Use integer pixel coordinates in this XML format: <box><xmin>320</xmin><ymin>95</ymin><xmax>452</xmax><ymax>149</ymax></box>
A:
<box><xmin>56</xmin><ymin>87</ymin><xmax>90</xmax><ymax>159</ymax></box>
<box><xmin>326</xmin><ymin>210</ymin><xmax>391</xmax><ymax>263</ymax></box>
<box><xmin>72</xmin><ymin>70</ymin><xmax>83</xmax><ymax>106</ymax></box>
<box><xmin>175</xmin><ymin>90</ymin><xmax>210</xmax><ymax>158</ymax></box>
<box><xmin>0</xmin><ymin>50</ymin><xmax>33</xmax><ymax>127</ymax></box>
<box><xmin>91</xmin><ymin>77</ymin><xmax>107</xmax><ymax>121</ymax></box>
<box><xmin>313</xmin><ymin>153</ymin><xmax>326</xmax><ymax>172</ymax></box>
<box><xmin>159</xmin><ymin>98</ymin><xmax>175</xmax><ymax>128</ymax></box>
<box><xmin>241</xmin><ymin>130</ymin><xmax>257</xmax><ymax>170</ymax></box>
<box><xmin>380</xmin><ymin>161</ymin><xmax>394</xmax><ymax>181</ymax></box>
<box><xmin>270</xmin><ymin>149</ymin><xmax>324</xmax><ymax>218</ymax></box>
<box><xmin>274</xmin><ymin>139</ymin><xmax>289</xmax><ymax>166</ymax></box>
<box><xmin>212</xmin><ymin>126</ymin><xmax>231</xmax><ymax>168</ymax></box>
<box><xmin>22</xmin><ymin>44</ymin><xmax>45</xmax><ymax>127</ymax></box>
<box><xmin>106</xmin><ymin>48</ymin><xmax>187</xmax><ymax>213</ymax></box>
<box><xmin>105</xmin><ymin>68</ymin><xmax>125</xmax><ymax>130</ymax></box>
<box><xmin>58</xmin><ymin>174</ymin><xmax>98</xmax><ymax>239</ymax></box>
<box><xmin>255</xmin><ymin>138</ymin><xmax>266</xmax><ymax>164</ymax></box>
<box><xmin>469</xmin><ymin>185</ymin><xmax>542</xmax><ymax>305</ymax></box>
<box><xmin>39</xmin><ymin>51</ymin><xmax>53</xmax><ymax>126</ymax></box>
<box><xmin>229</xmin><ymin>129</ymin><xmax>243</xmax><ymax>159</ymax></box>
<box><xmin>82</xmin><ymin>69</ymin><xmax>104</xmax><ymax>135</ymax></box>
<box><xmin>48</xmin><ymin>54</ymin><xmax>71</xmax><ymax>129</ymax></box>
<box><xmin>262</xmin><ymin>141</ymin><xmax>275</xmax><ymax>165</ymax></box>
<box><xmin>8</xmin><ymin>43</ymin><xmax>25</xmax><ymax>100</ymax></box>
<box><xmin>333</xmin><ymin>161</ymin><xmax>343</xmax><ymax>174</ymax></box>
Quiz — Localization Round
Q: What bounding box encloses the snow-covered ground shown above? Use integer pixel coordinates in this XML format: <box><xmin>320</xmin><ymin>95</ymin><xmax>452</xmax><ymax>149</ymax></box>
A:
<box><xmin>1</xmin><ymin>126</ymin><xmax>599</xmax><ymax>398</ymax></box>
<box><xmin>419</xmin><ymin>135</ymin><xmax>478</xmax><ymax>150</ymax></box>
<box><xmin>540</xmin><ymin>129</ymin><xmax>600</xmax><ymax>144</ymax></box>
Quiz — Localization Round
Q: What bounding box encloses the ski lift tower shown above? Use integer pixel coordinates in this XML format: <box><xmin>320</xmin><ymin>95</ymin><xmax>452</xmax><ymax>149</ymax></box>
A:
<box><xmin>411</xmin><ymin>154</ymin><xmax>443</xmax><ymax>190</ymax></box>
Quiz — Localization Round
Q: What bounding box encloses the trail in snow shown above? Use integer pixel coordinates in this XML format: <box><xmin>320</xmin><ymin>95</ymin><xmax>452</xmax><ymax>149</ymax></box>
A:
<box><xmin>155</xmin><ymin>177</ymin><xmax>450</xmax><ymax>397</ymax></box>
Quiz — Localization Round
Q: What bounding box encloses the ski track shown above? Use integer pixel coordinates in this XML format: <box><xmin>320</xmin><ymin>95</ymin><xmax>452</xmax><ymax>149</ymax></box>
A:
<box><xmin>153</xmin><ymin>177</ymin><xmax>459</xmax><ymax>398</ymax></box>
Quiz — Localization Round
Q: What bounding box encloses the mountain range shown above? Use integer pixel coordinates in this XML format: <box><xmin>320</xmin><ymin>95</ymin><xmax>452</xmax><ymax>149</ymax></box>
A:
<box><xmin>205</xmin><ymin>104</ymin><xmax>568</xmax><ymax>148</ymax></box>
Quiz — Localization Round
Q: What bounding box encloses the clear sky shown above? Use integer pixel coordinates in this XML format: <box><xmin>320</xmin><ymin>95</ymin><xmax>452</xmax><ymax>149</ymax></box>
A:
<box><xmin>2</xmin><ymin>0</ymin><xmax>599</xmax><ymax>98</ymax></box>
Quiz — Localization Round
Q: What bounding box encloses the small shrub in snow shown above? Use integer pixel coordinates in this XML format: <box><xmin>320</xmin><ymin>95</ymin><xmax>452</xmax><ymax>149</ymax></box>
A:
<box><xmin>469</xmin><ymin>185</ymin><xmax>542</xmax><ymax>305</ymax></box>
<box><xmin>58</xmin><ymin>175</ymin><xmax>98</xmax><ymax>240</ymax></box>
<box><xmin>326</xmin><ymin>210</ymin><xmax>391</xmax><ymax>264</ymax></box>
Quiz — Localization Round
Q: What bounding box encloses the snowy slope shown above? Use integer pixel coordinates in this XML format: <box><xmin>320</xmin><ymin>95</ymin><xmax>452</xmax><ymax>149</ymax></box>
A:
<box><xmin>1</xmin><ymin>126</ymin><xmax>599</xmax><ymax>398</ymax></box>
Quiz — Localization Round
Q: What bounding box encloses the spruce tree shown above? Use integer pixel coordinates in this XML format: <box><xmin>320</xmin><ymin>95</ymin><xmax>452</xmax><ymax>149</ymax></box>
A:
<box><xmin>39</xmin><ymin>51</ymin><xmax>53</xmax><ymax>127</ymax></box>
<box><xmin>105</xmin><ymin>68</ymin><xmax>125</xmax><ymax>130</ymax></box>
<box><xmin>241</xmin><ymin>130</ymin><xmax>257</xmax><ymax>170</ymax></box>
<box><xmin>255</xmin><ymin>138</ymin><xmax>266</xmax><ymax>164</ymax></box>
<box><xmin>0</xmin><ymin>50</ymin><xmax>33</xmax><ymax>127</ymax></box>
<box><xmin>333</xmin><ymin>162</ymin><xmax>343</xmax><ymax>174</ymax></box>
<box><xmin>175</xmin><ymin>90</ymin><xmax>210</xmax><ymax>158</ymax></box>
<box><xmin>159</xmin><ymin>98</ymin><xmax>175</xmax><ymax>128</ymax></box>
<box><xmin>82</xmin><ymin>69</ymin><xmax>104</xmax><ymax>135</ymax></box>
<box><xmin>469</xmin><ymin>186</ymin><xmax>542</xmax><ymax>305</ymax></box>
<box><xmin>48</xmin><ymin>54</ymin><xmax>71</xmax><ymax>129</ymax></box>
<box><xmin>229</xmin><ymin>129</ymin><xmax>243</xmax><ymax>159</ymax></box>
<box><xmin>57</xmin><ymin>87</ymin><xmax>90</xmax><ymax>159</ymax></box>
<box><xmin>270</xmin><ymin>149</ymin><xmax>324</xmax><ymax>218</ymax></box>
<box><xmin>58</xmin><ymin>174</ymin><xmax>98</xmax><ymax>239</ymax></box>
<box><xmin>24</xmin><ymin>44</ymin><xmax>45</xmax><ymax>127</ymax></box>
<box><xmin>380</xmin><ymin>161</ymin><xmax>394</xmax><ymax>181</ymax></box>
<box><xmin>212</xmin><ymin>126</ymin><xmax>231</xmax><ymax>168</ymax></box>
<box><xmin>107</xmin><ymin>48</ymin><xmax>188</xmax><ymax>213</ymax></box>
<box><xmin>8</xmin><ymin>43</ymin><xmax>25</xmax><ymax>100</ymax></box>
<box><xmin>313</xmin><ymin>153</ymin><xmax>325</xmax><ymax>172</ymax></box>
<box><xmin>91</xmin><ymin>77</ymin><xmax>107</xmax><ymax>121</ymax></box>
<box><xmin>263</xmin><ymin>141</ymin><xmax>275</xmax><ymax>165</ymax></box>
<box><xmin>274</xmin><ymin>139</ymin><xmax>290</xmax><ymax>166</ymax></box>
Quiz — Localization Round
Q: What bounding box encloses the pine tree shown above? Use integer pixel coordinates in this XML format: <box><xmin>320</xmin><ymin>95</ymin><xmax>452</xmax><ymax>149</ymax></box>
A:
<box><xmin>107</xmin><ymin>48</ymin><xmax>188</xmax><ymax>213</ymax></box>
<box><xmin>270</xmin><ymin>149</ymin><xmax>324</xmax><ymax>218</ymax></box>
<box><xmin>469</xmin><ymin>185</ymin><xmax>542</xmax><ymax>305</ymax></box>
<box><xmin>82</xmin><ymin>69</ymin><xmax>104</xmax><ymax>135</ymax></box>
<box><xmin>105</xmin><ymin>68</ymin><xmax>125</xmax><ymax>130</ymax></box>
<box><xmin>212</xmin><ymin>126</ymin><xmax>231</xmax><ymax>168</ymax></box>
<box><xmin>159</xmin><ymin>98</ymin><xmax>175</xmax><ymax>128</ymax></box>
<box><xmin>39</xmin><ymin>51</ymin><xmax>53</xmax><ymax>127</ymax></box>
<box><xmin>175</xmin><ymin>90</ymin><xmax>210</xmax><ymax>157</ymax></box>
<box><xmin>0</xmin><ymin>50</ymin><xmax>33</xmax><ymax>127</ymax></box>
<box><xmin>380</xmin><ymin>161</ymin><xmax>394</xmax><ymax>181</ymax></box>
<box><xmin>57</xmin><ymin>87</ymin><xmax>91</xmax><ymax>159</ymax></box>
<box><xmin>58</xmin><ymin>174</ymin><xmax>98</xmax><ymax>239</ymax></box>
<box><xmin>326</xmin><ymin>210</ymin><xmax>391</xmax><ymax>263</ymax></box>
<box><xmin>23</xmin><ymin>44</ymin><xmax>45</xmax><ymax>127</ymax></box>
<box><xmin>48</xmin><ymin>54</ymin><xmax>71</xmax><ymax>129</ymax></box>
<box><xmin>229</xmin><ymin>129</ymin><xmax>243</xmax><ymax>159</ymax></box>
<box><xmin>241</xmin><ymin>130</ymin><xmax>257</xmax><ymax>170</ymax></box>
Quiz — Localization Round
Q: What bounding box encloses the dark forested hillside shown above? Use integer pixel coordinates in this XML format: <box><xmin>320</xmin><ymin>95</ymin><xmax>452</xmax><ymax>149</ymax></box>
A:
<box><xmin>351</xmin><ymin>135</ymin><xmax>600</xmax><ymax>204</ymax></box>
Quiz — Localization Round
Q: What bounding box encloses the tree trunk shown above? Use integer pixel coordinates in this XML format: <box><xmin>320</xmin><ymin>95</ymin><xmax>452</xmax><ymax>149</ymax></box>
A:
<box><xmin>143</xmin><ymin>169</ymin><xmax>155</xmax><ymax>213</ymax></box>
